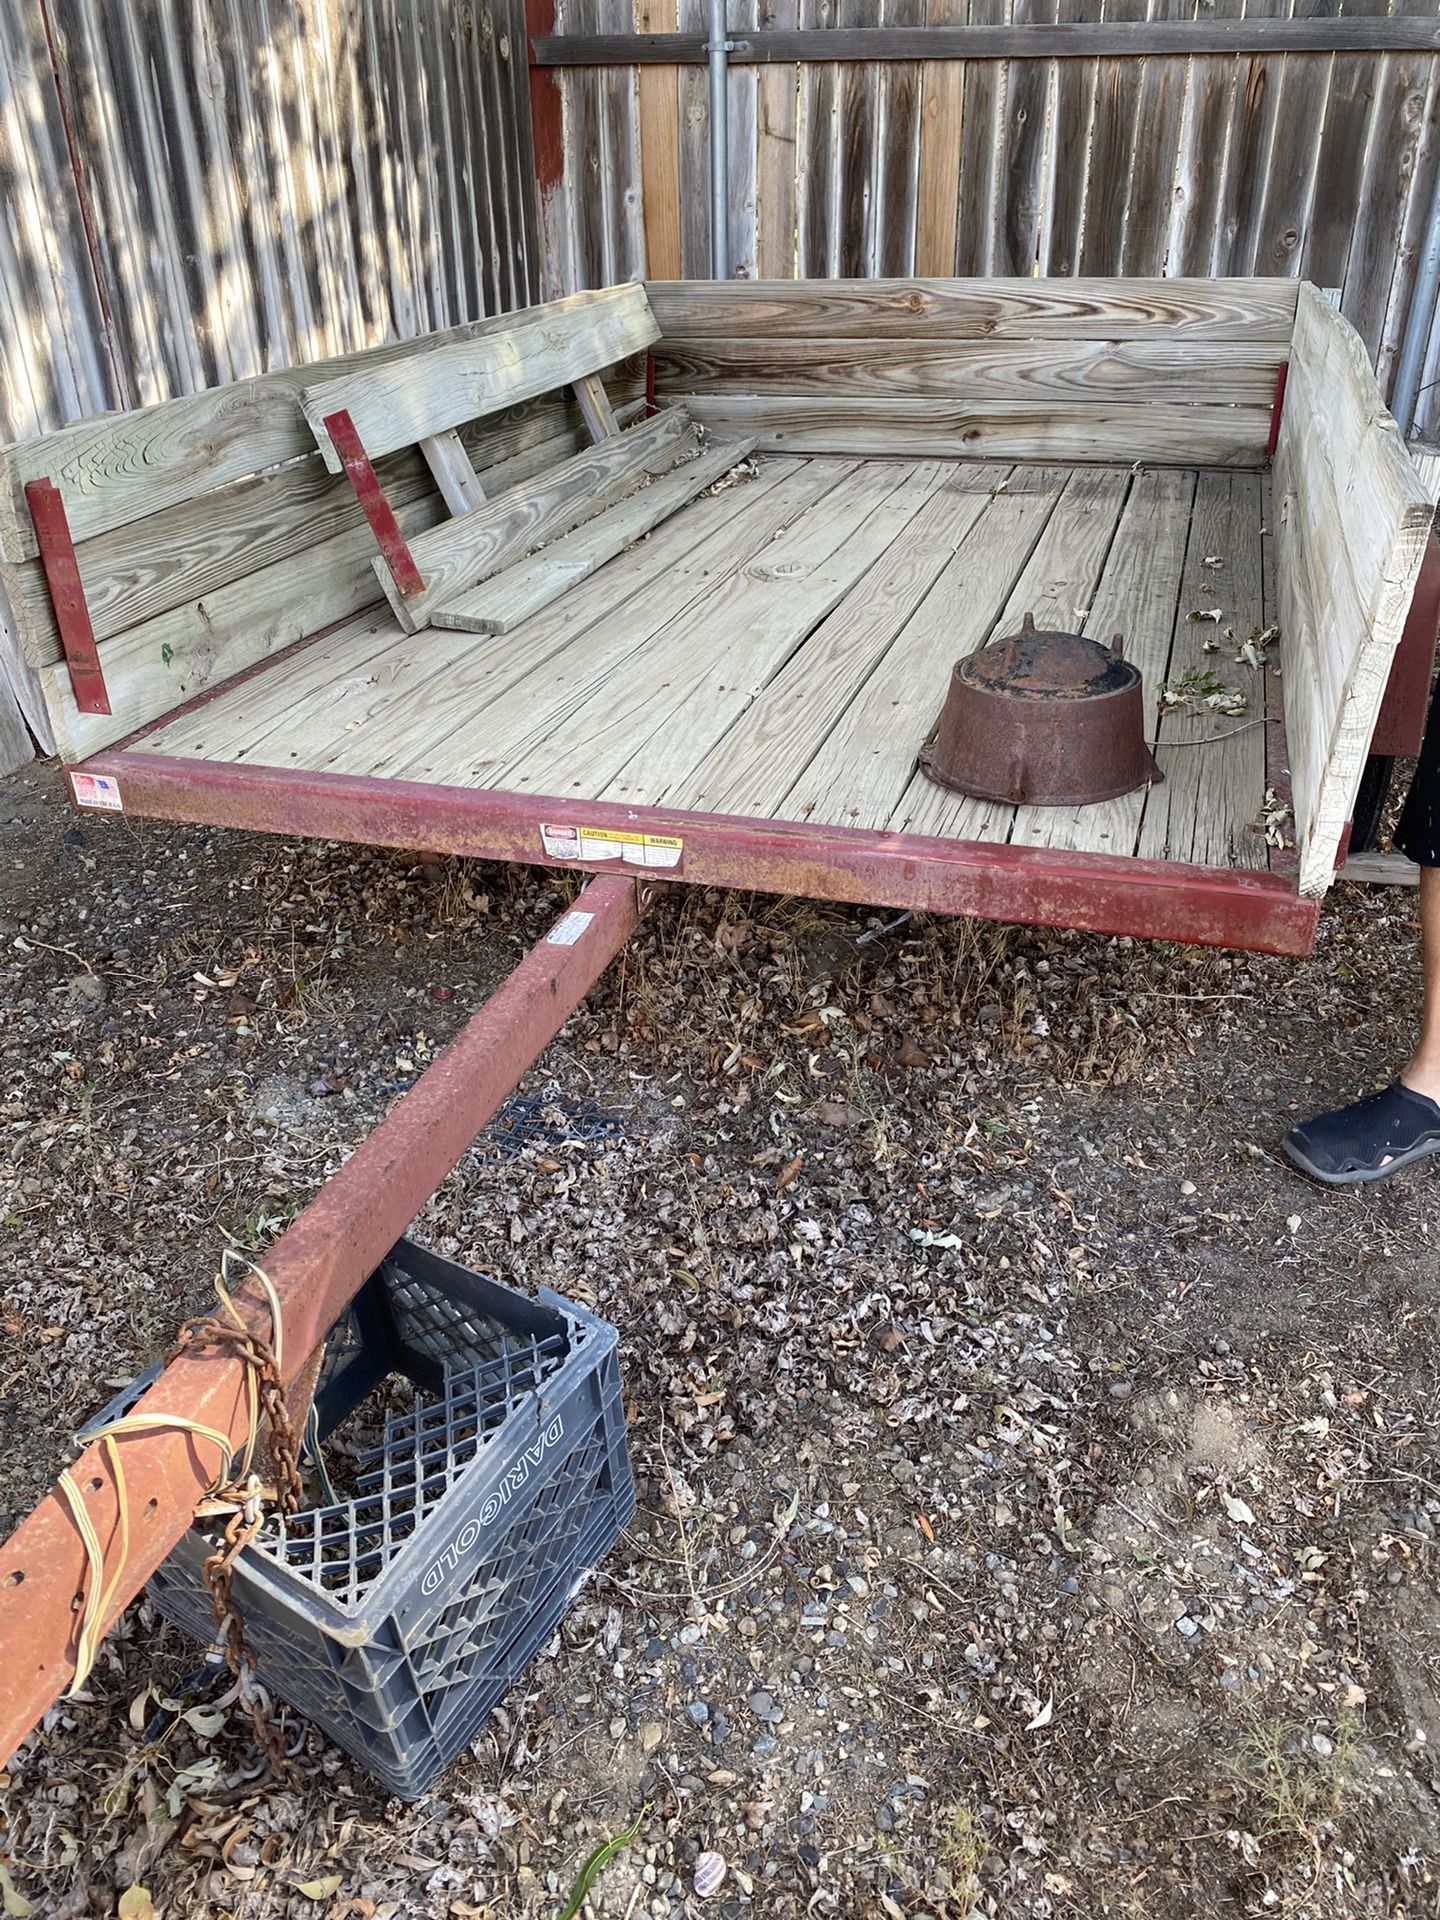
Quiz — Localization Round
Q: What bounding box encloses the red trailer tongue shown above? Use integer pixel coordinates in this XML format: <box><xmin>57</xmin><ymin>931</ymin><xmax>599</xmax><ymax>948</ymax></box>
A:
<box><xmin>919</xmin><ymin>610</ymin><xmax>1164</xmax><ymax>808</ymax></box>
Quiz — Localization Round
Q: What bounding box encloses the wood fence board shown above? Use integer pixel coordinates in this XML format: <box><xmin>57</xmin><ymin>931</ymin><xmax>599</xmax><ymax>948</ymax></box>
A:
<box><xmin>1043</xmin><ymin>0</ymin><xmax>1099</xmax><ymax>275</ymax></box>
<box><xmin>1168</xmin><ymin>0</ymin><xmax>1243</xmax><ymax>275</ymax></box>
<box><xmin>877</xmin><ymin>0</ymin><xmax>926</xmax><ymax>273</ymax></box>
<box><xmin>678</xmin><ymin>0</ymin><xmax>713</xmax><ymax>277</ymax></box>
<box><xmin>756</xmin><ymin>0</ymin><xmax>800</xmax><ymax>276</ymax></box>
<box><xmin>999</xmin><ymin>0</ymin><xmax>1056</xmax><ymax>277</ymax></box>
<box><xmin>1251</xmin><ymin>2</ymin><xmax>1335</xmax><ymax>280</ymax></box>
<box><xmin>1218</xmin><ymin>0</ymin><xmax>1290</xmax><ymax>276</ymax></box>
<box><xmin>729</xmin><ymin>0</ymin><xmax>762</xmax><ymax>274</ymax></box>
<box><xmin>1302</xmin><ymin>0</ymin><xmax>1387</xmax><ymax>293</ymax></box>
<box><xmin>1120</xmin><ymin>0</ymin><xmax>1193</xmax><ymax>278</ymax></box>
<box><xmin>637</xmin><ymin>0</ymin><xmax>683</xmax><ymax>277</ymax></box>
<box><xmin>1080</xmin><ymin>0</ymin><xmax>1146</xmax><ymax>276</ymax></box>
<box><xmin>914</xmin><ymin>0</ymin><xmax>965</xmax><ymax>274</ymax></box>
<box><xmin>679</xmin><ymin>393</ymin><xmax>1273</xmax><ymax>464</ymax></box>
<box><xmin>796</xmin><ymin>0</ymin><xmax>840</xmax><ymax>275</ymax></box>
<box><xmin>954</xmin><ymin>0</ymin><xmax>1005</xmax><ymax>275</ymax></box>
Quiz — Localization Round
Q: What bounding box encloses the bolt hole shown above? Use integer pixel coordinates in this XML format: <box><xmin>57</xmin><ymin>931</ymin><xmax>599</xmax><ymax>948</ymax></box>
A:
<box><xmin>146</xmin><ymin>1497</ymin><xmax>159</xmax><ymax>1513</ymax></box>
<box><xmin>3</xmin><ymin>1569</ymin><xmax>23</xmax><ymax>1589</ymax></box>
<box><xmin>89</xmin><ymin>1475</ymin><xmax>104</xmax><ymax>1492</ymax></box>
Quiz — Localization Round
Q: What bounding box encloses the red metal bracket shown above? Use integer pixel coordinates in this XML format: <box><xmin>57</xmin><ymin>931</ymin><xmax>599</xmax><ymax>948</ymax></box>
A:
<box><xmin>24</xmin><ymin>478</ymin><xmax>111</xmax><ymax>716</ymax></box>
<box><xmin>0</xmin><ymin>873</ymin><xmax>641</xmax><ymax>1764</ymax></box>
<box><xmin>1266</xmin><ymin>362</ymin><xmax>1289</xmax><ymax>458</ymax></box>
<box><xmin>323</xmin><ymin>408</ymin><xmax>426</xmax><ymax>598</ymax></box>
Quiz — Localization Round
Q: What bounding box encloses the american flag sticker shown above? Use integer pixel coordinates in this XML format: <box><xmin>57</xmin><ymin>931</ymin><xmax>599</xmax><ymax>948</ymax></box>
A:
<box><xmin>69</xmin><ymin>771</ymin><xmax>123</xmax><ymax>812</ymax></box>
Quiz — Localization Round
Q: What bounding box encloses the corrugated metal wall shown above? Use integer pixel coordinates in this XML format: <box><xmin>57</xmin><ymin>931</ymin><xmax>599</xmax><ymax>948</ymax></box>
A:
<box><xmin>0</xmin><ymin>0</ymin><xmax>540</xmax><ymax>770</ymax></box>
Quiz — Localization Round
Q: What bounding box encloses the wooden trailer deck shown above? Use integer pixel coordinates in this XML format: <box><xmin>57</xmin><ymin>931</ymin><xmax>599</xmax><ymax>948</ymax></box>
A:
<box><xmin>5</xmin><ymin>275</ymin><xmax>1433</xmax><ymax>960</ymax></box>
<box><xmin>137</xmin><ymin>453</ymin><xmax>1278</xmax><ymax>878</ymax></box>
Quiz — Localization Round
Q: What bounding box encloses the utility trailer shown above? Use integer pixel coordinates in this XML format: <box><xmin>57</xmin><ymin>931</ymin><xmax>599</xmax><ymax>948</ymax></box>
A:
<box><xmin>2</xmin><ymin>273</ymin><xmax>1438</xmax><ymax>1765</ymax></box>
<box><xmin>3</xmin><ymin>275</ymin><xmax>1436</xmax><ymax>958</ymax></box>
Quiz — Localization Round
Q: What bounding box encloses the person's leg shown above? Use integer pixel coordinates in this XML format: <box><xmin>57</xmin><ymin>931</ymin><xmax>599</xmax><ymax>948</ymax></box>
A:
<box><xmin>1403</xmin><ymin>866</ymin><xmax>1440</xmax><ymax>1102</ymax></box>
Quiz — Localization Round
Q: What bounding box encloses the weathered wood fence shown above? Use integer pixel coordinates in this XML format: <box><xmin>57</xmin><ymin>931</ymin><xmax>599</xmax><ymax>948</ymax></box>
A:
<box><xmin>530</xmin><ymin>2</ymin><xmax>1440</xmax><ymax>432</ymax></box>
<box><xmin>0</xmin><ymin>0</ymin><xmax>540</xmax><ymax>773</ymax></box>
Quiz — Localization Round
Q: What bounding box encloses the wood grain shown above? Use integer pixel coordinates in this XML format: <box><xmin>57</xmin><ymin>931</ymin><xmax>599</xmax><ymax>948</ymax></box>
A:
<box><xmin>914</xmin><ymin>0</ymin><xmax>965</xmax><ymax>275</ymax></box>
<box><xmin>378</xmin><ymin>408</ymin><xmax>694</xmax><ymax>631</ymax></box>
<box><xmin>430</xmin><ymin>438</ymin><xmax>757</xmax><ymax>633</ymax></box>
<box><xmin>680</xmin><ymin>393</ymin><xmax>1274</xmax><ymax>466</ymax></box>
<box><xmin>643</xmin><ymin>276</ymin><xmax>1300</xmax><ymax>340</ymax></box>
<box><xmin>1275</xmin><ymin>284</ymin><xmax>1433</xmax><ymax>895</ymax></box>
<box><xmin>637</xmin><ymin>0</ymin><xmax>683</xmax><ymax>277</ymax></box>
<box><xmin>755</xmin><ymin>0</ymin><xmax>799</xmax><ymax>277</ymax></box>
<box><xmin>653</xmin><ymin>335</ymin><xmax>1284</xmax><ymax>403</ymax></box>
<box><xmin>302</xmin><ymin>284</ymin><xmax>659</xmax><ymax>468</ymax></box>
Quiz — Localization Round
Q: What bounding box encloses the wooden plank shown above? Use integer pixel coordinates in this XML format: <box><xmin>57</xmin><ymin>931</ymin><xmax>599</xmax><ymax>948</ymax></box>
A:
<box><xmin>1119</xmin><ymin>0</ymin><xmax>1193</xmax><ymax>277</ymax></box>
<box><xmin>531</xmin><ymin>18</ymin><xmax>1440</xmax><ymax>57</ymax></box>
<box><xmin>756</xmin><ymin>0</ymin><xmax>800</xmax><ymax>277</ymax></box>
<box><xmin>1134</xmin><ymin>470</ymin><xmax>1270</xmax><ymax>870</ymax></box>
<box><xmin>666</xmin><ymin>465</ymin><xmax>1006</xmax><ymax>815</ymax></box>
<box><xmin>0</xmin><ymin>300</ymin><xmax>615</xmax><ymax>564</ymax></box>
<box><xmin>677</xmin><ymin>0</ymin><xmax>712</xmax><ymax>277</ymax></box>
<box><xmin>1275</xmin><ymin>284</ymin><xmax>1433</xmax><ymax>894</ymax></box>
<box><xmin>301</xmin><ymin>283</ymin><xmax>660</xmax><ymax>469</ymax></box>
<box><xmin>954</xmin><ymin>0</ymin><xmax>1005</xmax><ymax>275</ymax></box>
<box><xmin>642</xmin><ymin>276</ymin><xmax>1300</xmax><ymax>340</ymax></box>
<box><xmin>998</xmin><ymin>0</ymin><xmax>1057</xmax><ymax>276</ymax></box>
<box><xmin>591</xmin><ymin>464</ymin><xmax>945</xmax><ymax>804</ymax></box>
<box><xmin>637</xmin><ymin>0</ymin><xmax>683</xmax><ymax>278</ymax></box>
<box><xmin>653</xmin><ymin>335</ymin><xmax>1285</xmax><ymax>402</ymax></box>
<box><xmin>837</xmin><ymin>0</ymin><xmax>881</xmax><ymax>276</ymax></box>
<box><xmin>875</xmin><ymin>0</ymin><xmax>924</xmax><ymax>274</ymax></box>
<box><xmin>1042</xmin><ymin>0</ymin><xmax>1099</xmax><ymax>275</ymax></box>
<box><xmin>680</xmin><ymin>394</ymin><xmax>1274</xmax><ymax>465</ymax></box>
<box><xmin>430</xmin><ymin>438</ymin><xmax>758</xmax><ymax>633</ymax></box>
<box><xmin>572</xmin><ymin>372</ymin><xmax>620</xmax><ymax>440</ymax></box>
<box><xmin>896</xmin><ymin>466</ymin><xmax>1134</xmax><ymax>842</ymax></box>
<box><xmin>782</xmin><ymin>474</ymin><xmax>1065</xmax><ymax>829</ymax></box>
<box><xmin>728</xmin><ymin>0</ymin><xmax>761</xmax><ymax>277</ymax></box>
<box><xmin>1169</xmin><ymin>0</ymin><xmax>1243</xmax><ymax>275</ymax></box>
<box><xmin>1375</xmin><ymin>0</ymin><xmax>1440</xmax><ymax>396</ymax></box>
<box><xmin>39</xmin><ymin>478</ymin><xmax>454</xmax><ymax>764</ymax></box>
<box><xmin>4</xmin><ymin>389</ymin><xmax>645</xmax><ymax>672</ymax></box>
<box><xmin>384</xmin><ymin>459</ymin><xmax>854</xmax><ymax>788</ymax></box>
<box><xmin>0</xmin><ymin>577</ymin><xmax>51</xmax><ymax>754</ymax></box>
<box><xmin>0</xmin><ymin>665</ymin><xmax>30</xmax><ymax>776</ymax></box>
<box><xmin>1079</xmin><ymin>0</ymin><xmax>1145</xmax><ymax>274</ymax></box>
<box><xmin>419</xmin><ymin>429</ymin><xmax>488</xmax><ymax>514</ymax></box>
<box><xmin>1007</xmin><ymin>466</ymin><xmax>1196</xmax><ymax>858</ymax></box>
<box><xmin>796</xmin><ymin>0</ymin><xmax>840</xmax><ymax>276</ymax></box>
<box><xmin>378</xmin><ymin>407</ymin><xmax>694</xmax><ymax>631</ymax></box>
<box><xmin>914</xmin><ymin>0</ymin><xmax>965</xmax><ymax>276</ymax></box>
<box><xmin>1249</xmin><ymin>1</ymin><xmax>1335</xmax><ymax>279</ymax></box>
<box><xmin>147</xmin><ymin>457</ymin><xmax>813</xmax><ymax>773</ymax></box>
<box><xmin>1341</xmin><ymin>849</ymin><xmax>1422</xmax><ymax>886</ymax></box>
<box><xmin>1212</xmin><ymin>0</ymin><xmax>1287</xmax><ymax>276</ymax></box>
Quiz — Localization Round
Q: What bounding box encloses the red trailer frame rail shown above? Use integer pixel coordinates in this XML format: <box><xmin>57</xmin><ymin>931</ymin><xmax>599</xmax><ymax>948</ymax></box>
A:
<box><xmin>0</xmin><ymin>873</ymin><xmax>642</xmax><ymax>1768</ymax></box>
<box><xmin>71</xmin><ymin>749</ymin><xmax>1322</xmax><ymax>957</ymax></box>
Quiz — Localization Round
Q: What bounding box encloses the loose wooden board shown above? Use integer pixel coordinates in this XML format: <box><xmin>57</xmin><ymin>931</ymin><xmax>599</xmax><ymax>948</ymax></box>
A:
<box><xmin>682</xmin><ymin>394</ymin><xmax>1272</xmax><ymax>466</ymax></box>
<box><xmin>644</xmin><ymin>276</ymin><xmax>1300</xmax><ymax>341</ymax></box>
<box><xmin>431</xmin><ymin>438</ymin><xmax>757</xmax><ymax>634</ymax></box>
<box><xmin>302</xmin><ymin>284</ymin><xmax>659</xmax><ymax>470</ymax></box>
<box><xmin>381</xmin><ymin>407</ymin><xmax>694</xmax><ymax>631</ymax></box>
<box><xmin>0</xmin><ymin>302</ymin><xmax>615</xmax><ymax>562</ymax></box>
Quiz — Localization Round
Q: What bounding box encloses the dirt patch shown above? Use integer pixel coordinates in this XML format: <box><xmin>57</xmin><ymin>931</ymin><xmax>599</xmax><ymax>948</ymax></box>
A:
<box><xmin>2</xmin><ymin>761</ymin><xmax>1440</xmax><ymax>1918</ymax></box>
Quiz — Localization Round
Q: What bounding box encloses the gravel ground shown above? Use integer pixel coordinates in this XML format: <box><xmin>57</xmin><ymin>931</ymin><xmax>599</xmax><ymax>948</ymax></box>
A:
<box><xmin>3</xmin><ymin>758</ymin><xmax>1440</xmax><ymax>1920</ymax></box>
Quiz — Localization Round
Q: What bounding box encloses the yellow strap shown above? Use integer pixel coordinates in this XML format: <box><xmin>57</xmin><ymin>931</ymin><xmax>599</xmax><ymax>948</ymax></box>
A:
<box><xmin>58</xmin><ymin>1259</ymin><xmax>284</xmax><ymax>1697</ymax></box>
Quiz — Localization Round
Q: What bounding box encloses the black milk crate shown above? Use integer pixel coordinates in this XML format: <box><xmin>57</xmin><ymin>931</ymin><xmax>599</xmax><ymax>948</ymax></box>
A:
<box><xmin>144</xmin><ymin>1238</ymin><xmax>633</xmax><ymax>1800</ymax></box>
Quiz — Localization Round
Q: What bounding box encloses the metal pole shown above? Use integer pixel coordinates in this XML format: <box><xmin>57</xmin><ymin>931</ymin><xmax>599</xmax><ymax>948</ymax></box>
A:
<box><xmin>1393</xmin><ymin>179</ymin><xmax>1440</xmax><ymax>438</ymax></box>
<box><xmin>707</xmin><ymin>0</ymin><xmax>730</xmax><ymax>278</ymax></box>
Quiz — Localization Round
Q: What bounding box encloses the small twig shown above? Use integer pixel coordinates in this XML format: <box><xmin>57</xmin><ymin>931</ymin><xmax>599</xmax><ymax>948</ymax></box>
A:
<box><xmin>17</xmin><ymin>936</ymin><xmax>96</xmax><ymax>973</ymax></box>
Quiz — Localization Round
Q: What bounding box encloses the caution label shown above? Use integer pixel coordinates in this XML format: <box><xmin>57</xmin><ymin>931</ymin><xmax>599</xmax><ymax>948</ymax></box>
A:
<box><xmin>540</xmin><ymin>823</ymin><xmax>683</xmax><ymax>871</ymax></box>
<box><xmin>70</xmin><ymin>772</ymin><xmax>124</xmax><ymax>812</ymax></box>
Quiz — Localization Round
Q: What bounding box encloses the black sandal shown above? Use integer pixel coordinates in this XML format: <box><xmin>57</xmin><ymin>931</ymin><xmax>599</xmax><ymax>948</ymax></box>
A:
<box><xmin>1283</xmin><ymin>1082</ymin><xmax>1440</xmax><ymax>1187</ymax></box>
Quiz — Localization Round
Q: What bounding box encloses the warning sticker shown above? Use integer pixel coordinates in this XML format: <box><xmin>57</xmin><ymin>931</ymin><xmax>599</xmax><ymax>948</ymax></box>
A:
<box><xmin>546</xmin><ymin>910</ymin><xmax>594</xmax><ymax>948</ymax></box>
<box><xmin>70</xmin><ymin>772</ymin><xmax>123</xmax><ymax>812</ymax></box>
<box><xmin>540</xmin><ymin>823</ymin><xmax>683</xmax><ymax>871</ymax></box>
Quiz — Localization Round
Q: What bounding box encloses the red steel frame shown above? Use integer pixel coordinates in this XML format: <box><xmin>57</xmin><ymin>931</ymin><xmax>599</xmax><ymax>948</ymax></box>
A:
<box><xmin>24</xmin><ymin>477</ymin><xmax>111</xmax><ymax>715</ymax></box>
<box><xmin>71</xmin><ymin>748</ymin><xmax>1321</xmax><ymax>955</ymax></box>
<box><xmin>0</xmin><ymin>873</ymin><xmax>641</xmax><ymax>1766</ymax></box>
<box><xmin>323</xmin><ymin>407</ymin><xmax>426</xmax><ymax>599</ymax></box>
